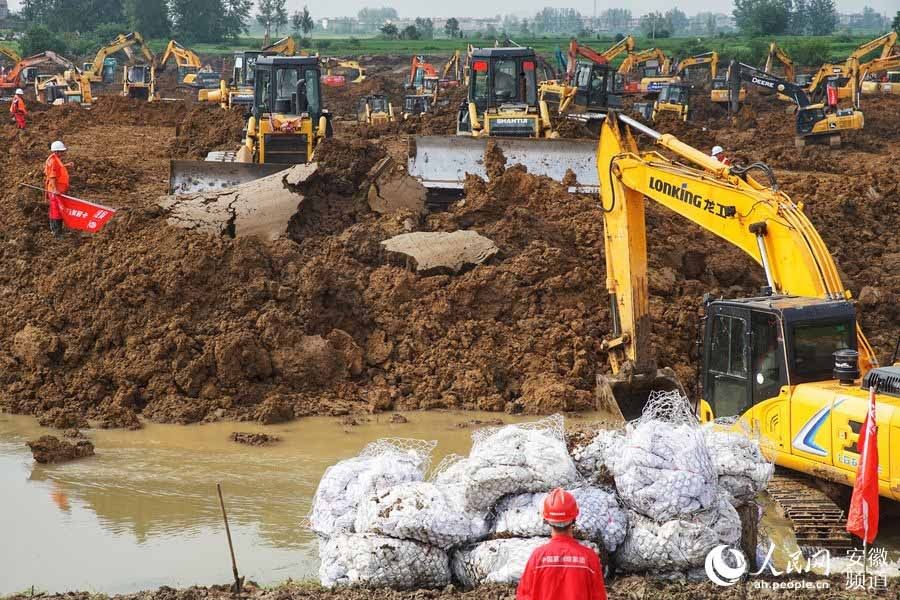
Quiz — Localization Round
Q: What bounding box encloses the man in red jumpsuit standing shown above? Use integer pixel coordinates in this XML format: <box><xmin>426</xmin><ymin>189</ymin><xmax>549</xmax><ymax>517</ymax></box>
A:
<box><xmin>45</xmin><ymin>140</ymin><xmax>71</xmax><ymax>237</ymax></box>
<box><xmin>10</xmin><ymin>88</ymin><xmax>27</xmax><ymax>130</ymax></box>
<box><xmin>517</xmin><ymin>488</ymin><xmax>608</xmax><ymax>600</ymax></box>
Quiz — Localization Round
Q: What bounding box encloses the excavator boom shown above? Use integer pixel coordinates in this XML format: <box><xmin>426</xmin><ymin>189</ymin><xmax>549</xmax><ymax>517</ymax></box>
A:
<box><xmin>0</xmin><ymin>51</ymin><xmax>77</xmax><ymax>89</ymax></box>
<box><xmin>765</xmin><ymin>42</ymin><xmax>795</xmax><ymax>83</ymax></box>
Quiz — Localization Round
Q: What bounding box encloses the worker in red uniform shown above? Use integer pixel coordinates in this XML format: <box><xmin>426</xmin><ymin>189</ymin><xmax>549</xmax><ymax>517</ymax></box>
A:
<box><xmin>711</xmin><ymin>145</ymin><xmax>732</xmax><ymax>165</ymax></box>
<box><xmin>516</xmin><ymin>488</ymin><xmax>607</xmax><ymax>600</ymax></box>
<box><xmin>45</xmin><ymin>140</ymin><xmax>72</xmax><ymax>237</ymax></box>
<box><xmin>10</xmin><ymin>88</ymin><xmax>27</xmax><ymax>130</ymax></box>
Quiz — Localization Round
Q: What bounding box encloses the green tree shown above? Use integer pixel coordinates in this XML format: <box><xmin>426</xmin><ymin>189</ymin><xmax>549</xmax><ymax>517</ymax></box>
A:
<box><xmin>640</xmin><ymin>12</ymin><xmax>671</xmax><ymax>39</ymax></box>
<box><xmin>790</xmin><ymin>0</ymin><xmax>808</xmax><ymax>34</ymax></box>
<box><xmin>665</xmin><ymin>8</ymin><xmax>689</xmax><ymax>35</ymax></box>
<box><xmin>291</xmin><ymin>5</ymin><xmax>314</xmax><ymax>36</ymax></box>
<box><xmin>223</xmin><ymin>0</ymin><xmax>253</xmax><ymax>40</ymax></box>
<box><xmin>400</xmin><ymin>25</ymin><xmax>421</xmax><ymax>40</ymax></box>
<box><xmin>733</xmin><ymin>0</ymin><xmax>792</xmax><ymax>36</ymax></box>
<box><xmin>258</xmin><ymin>0</ymin><xmax>288</xmax><ymax>36</ymax></box>
<box><xmin>520</xmin><ymin>19</ymin><xmax>531</xmax><ymax>37</ymax></box>
<box><xmin>807</xmin><ymin>0</ymin><xmax>836</xmax><ymax>35</ymax></box>
<box><xmin>602</xmin><ymin>8</ymin><xmax>631</xmax><ymax>32</ymax></box>
<box><xmin>380</xmin><ymin>23</ymin><xmax>398</xmax><ymax>39</ymax></box>
<box><xmin>21</xmin><ymin>0</ymin><xmax>124</xmax><ymax>33</ymax></box>
<box><xmin>893</xmin><ymin>11</ymin><xmax>900</xmax><ymax>33</ymax></box>
<box><xmin>20</xmin><ymin>24</ymin><xmax>67</xmax><ymax>56</ymax></box>
<box><xmin>415</xmin><ymin>17</ymin><xmax>434</xmax><ymax>39</ymax></box>
<box><xmin>125</xmin><ymin>0</ymin><xmax>169</xmax><ymax>38</ymax></box>
<box><xmin>444</xmin><ymin>17</ymin><xmax>460</xmax><ymax>38</ymax></box>
<box><xmin>172</xmin><ymin>0</ymin><xmax>225</xmax><ymax>42</ymax></box>
<box><xmin>705</xmin><ymin>13</ymin><xmax>717</xmax><ymax>36</ymax></box>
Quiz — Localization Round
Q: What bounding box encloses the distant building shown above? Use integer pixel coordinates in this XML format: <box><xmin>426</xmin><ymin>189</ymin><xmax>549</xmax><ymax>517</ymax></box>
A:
<box><xmin>0</xmin><ymin>0</ymin><xmax>8</xmax><ymax>20</ymax></box>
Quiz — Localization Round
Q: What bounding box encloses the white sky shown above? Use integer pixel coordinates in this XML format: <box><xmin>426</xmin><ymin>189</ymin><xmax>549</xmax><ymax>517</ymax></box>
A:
<box><xmin>7</xmin><ymin>0</ymin><xmax>899</xmax><ymax>19</ymax></box>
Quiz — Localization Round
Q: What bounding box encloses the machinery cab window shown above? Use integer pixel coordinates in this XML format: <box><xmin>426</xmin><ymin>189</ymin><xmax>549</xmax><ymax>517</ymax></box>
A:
<box><xmin>659</xmin><ymin>84</ymin><xmax>688</xmax><ymax>104</ymax></box>
<box><xmin>254</xmin><ymin>57</ymin><xmax>321</xmax><ymax>118</ymax></box>
<box><xmin>705</xmin><ymin>311</ymin><xmax>751</xmax><ymax>418</ymax></box>
<box><xmin>126</xmin><ymin>65</ymin><xmax>149</xmax><ymax>84</ymax></box>
<box><xmin>796</xmin><ymin>107</ymin><xmax>826</xmax><ymax>134</ymax></box>
<box><xmin>469</xmin><ymin>50</ymin><xmax>538</xmax><ymax>110</ymax></box>
<box><xmin>790</xmin><ymin>320</ymin><xmax>853</xmax><ymax>383</ymax></box>
<box><xmin>751</xmin><ymin>312</ymin><xmax>786</xmax><ymax>404</ymax></box>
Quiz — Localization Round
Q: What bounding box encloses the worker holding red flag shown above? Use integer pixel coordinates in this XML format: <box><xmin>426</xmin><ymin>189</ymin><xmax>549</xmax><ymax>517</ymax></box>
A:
<box><xmin>846</xmin><ymin>377</ymin><xmax>880</xmax><ymax>547</ymax></box>
<box><xmin>44</xmin><ymin>140</ymin><xmax>71</xmax><ymax>237</ymax></box>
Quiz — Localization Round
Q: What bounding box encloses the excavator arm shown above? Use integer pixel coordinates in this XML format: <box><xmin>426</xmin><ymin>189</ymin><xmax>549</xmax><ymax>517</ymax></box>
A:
<box><xmin>158</xmin><ymin>40</ymin><xmax>202</xmax><ymax>72</ymax></box>
<box><xmin>765</xmin><ymin>42</ymin><xmax>795</xmax><ymax>83</ymax></box>
<box><xmin>618</xmin><ymin>48</ymin><xmax>670</xmax><ymax>76</ymax></box>
<box><xmin>565</xmin><ymin>37</ymin><xmax>634</xmax><ymax>80</ymax></box>
<box><xmin>261</xmin><ymin>36</ymin><xmax>297</xmax><ymax>56</ymax></box>
<box><xmin>597</xmin><ymin>113</ymin><xmax>876</xmax><ymax>418</ymax></box>
<box><xmin>849</xmin><ymin>31</ymin><xmax>897</xmax><ymax>62</ymax></box>
<box><xmin>442</xmin><ymin>50</ymin><xmax>462</xmax><ymax>81</ymax></box>
<box><xmin>673</xmin><ymin>51</ymin><xmax>718</xmax><ymax>79</ymax></box>
<box><xmin>83</xmin><ymin>32</ymin><xmax>155</xmax><ymax>82</ymax></box>
<box><xmin>859</xmin><ymin>54</ymin><xmax>900</xmax><ymax>80</ymax></box>
<box><xmin>728</xmin><ymin>61</ymin><xmax>811</xmax><ymax>107</ymax></box>
<box><xmin>0</xmin><ymin>45</ymin><xmax>21</xmax><ymax>65</ymax></box>
<box><xmin>1</xmin><ymin>51</ymin><xmax>77</xmax><ymax>88</ymax></box>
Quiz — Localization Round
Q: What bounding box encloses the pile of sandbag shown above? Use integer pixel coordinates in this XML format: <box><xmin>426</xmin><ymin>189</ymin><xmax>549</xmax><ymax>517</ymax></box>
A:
<box><xmin>703</xmin><ymin>425</ymin><xmax>774</xmax><ymax>505</ymax></box>
<box><xmin>452</xmin><ymin>538</ymin><xmax>601</xmax><ymax>587</ymax></box>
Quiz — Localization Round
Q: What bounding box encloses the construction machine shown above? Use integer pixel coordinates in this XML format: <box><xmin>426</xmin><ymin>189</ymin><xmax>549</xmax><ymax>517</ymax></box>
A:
<box><xmin>0</xmin><ymin>51</ymin><xmax>76</xmax><ymax>93</ymax></box>
<box><xmin>74</xmin><ymin>32</ymin><xmax>157</xmax><ymax>103</ymax></box>
<box><xmin>807</xmin><ymin>32</ymin><xmax>897</xmax><ymax>104</ymax></box>
<box><xmin>765</xmin><ymin>42</ymin><xmax>796</xmax><ymax>83</ymax></box>
<box><xmin>357</xmin><ymin>94</ymin><xmax>394</xmax><ymax>125</ymax></box>
<box><xmin>200</xmin><ymin>50</ymin><xmax>262</xmax><ymax>110</ymax></box>
<box><xmin>675</xmin><ymin>51</ymin><xmax>718</xmax><ymax>83</ymax></box>
<box><xmin>594</xmin><ymin>111</ymin><xmax>899</xmax><ymax>502</ymax></box>
<box><xmin>0</xmin><ymin>45</ymin><xmax>21</xmax><ymax>66</ymax></box>
<box><xmin>262</xmin><ymin>36</ymin><xmax>298</xmax><ymax>56</ymax></box>
<box><xmin>321</xmin><ymin>58</ymin><xmax>366</xmax><ymax>84</ymax></box>
<box><xmin>710</xmin><ymin>76</ymin><xmax>745</xmax><ymax>105</ymax></box>
<box><xmin>443</xmin><ymin>50</ymin><xmax>463</xmax><ymax>84</ymax></box>
<box><xmin>170</xmin><ymin>55</ymin><xmax>332</xmax><ymax>194</ymax></box>
<box><xmin>650</xmin><ymin>83</ymin><xmax>690</xmax><ymax>122</ymax></box>
<box><xmin>158</xmin><ymin>40</ymin><xmax>220</xmax><ymax>88</ymax></box>
<box><xmin>618</xmin><ymin>48</ymin><xmax>674</xmax><ymax>94</ymax></box>
<box><xmin>728</xmin><ymin>61</ymin><xmax>863</xmax><ymax>147</ymax></box>
<box><xmin>455</xmin><ymin>46</ymin><xmax>555</xmax><ymax>138</ymax></box>
<box><xmin>859</xmin><ymin>55</ymin><xmax>900</xmax><ymax>95</ymax></box>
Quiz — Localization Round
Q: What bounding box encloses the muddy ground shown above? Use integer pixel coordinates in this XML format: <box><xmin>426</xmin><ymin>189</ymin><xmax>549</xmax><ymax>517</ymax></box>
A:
<box><xmin>8</xmin><ymin>576</ymin><xmax>899</xmax><ymax>599</ymax></box>
<box><xmin>0</xmin><ymin>62</ymin><xmax>897</xmax><ymax>429</ymax></box>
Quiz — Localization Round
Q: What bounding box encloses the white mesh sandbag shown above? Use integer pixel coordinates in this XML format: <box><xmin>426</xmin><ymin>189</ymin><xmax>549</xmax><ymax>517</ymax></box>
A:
<box><xmin>309</xmin><ymin>438</ymin><xmax>436</xmax><ymax>536</ymax></box>
<box><xmin>355</xmin><ymin>480</ymin><xmax>491</xmax><ymax>549</ymax></box>
<box><xmin>613</xmin><ymin>419</ymin><xmax>717</xmax><ymax>522</ymax></box>
<box><xmin>572</xmin><ymin>428</ymin><xmax>624</xmax><ymax>485</ymax></box>
<box><xmin>433</xmin><ymin>416</ymin><xmax>578</xmax><ymax>512</ymax></box>
<box><xmin>451</xmin><ymin>537</ymin><xmax>600</xmax><ymax>587</ymax></box>
<box><xmin>492</xmin><ymin>486</ymin><xmax>628</xmax><ymax>552</ymax></box>
<box><xmin>318</xmin><ymin>533</ymin><xmax>451</xmax><ymax>589</ymax></box>
<box><xmin>614</xmin><ymin>511</ymin><xmax>720</xmax><ymax>573</ymax></box>
<box><xmin>692</xmin><ymin>491</ymin><xmax>742</xmax><ymax>546</ymax></box>
<box><xmin>704</xmin><ymin>426</ymin><xmax>774</xmax><ymax>504</ymax></box>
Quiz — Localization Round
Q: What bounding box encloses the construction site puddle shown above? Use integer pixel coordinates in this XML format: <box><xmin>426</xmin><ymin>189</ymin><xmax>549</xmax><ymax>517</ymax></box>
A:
<box><xmin>0</xmin><ymin>411</ymin><xmax>597</xmax><ymax>594</ymax></box>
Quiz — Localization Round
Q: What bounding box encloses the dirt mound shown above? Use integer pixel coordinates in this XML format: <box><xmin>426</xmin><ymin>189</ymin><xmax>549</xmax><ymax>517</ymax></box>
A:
<box><xmin>26</xmin><ymin>435</ymin><xmax>95</xmax><ymax>463</ymax></box>
<box><xmin>172</xmin><ymin>105</ymin><xmax>246</xmax><ymax>159</ymax></box>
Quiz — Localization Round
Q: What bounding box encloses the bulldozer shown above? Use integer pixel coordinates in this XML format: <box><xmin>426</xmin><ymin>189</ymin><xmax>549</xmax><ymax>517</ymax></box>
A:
<box><xmin>455</xmin><ymin>46</ymin><xmax>554</xmax><ymax>138</ymax></box>
<box><xmin>650</xmin><ymin>82</ymin><xmax>690</xmax><ymax>122</ymax></box>
<box><xmin>200</xmin><ymin>50</ymin><xmax>262</xmax><ymax>110</ymax></box>
<box><xmin>170</xmin><ymin>55</ymin><xmax>331</xmax><ymax>194</ymax></box>
<box><xmin>68</xmin><ymin>32</ymin><xmax>157</xmax><ymax>103</ymax></box>
<box><xmin>592</xmin><ymin>111</ymin><xmax>899</xmax><ymax>502</ymax></box>
<box><xmin>357</xmin><ymin>94</ymin><xmax>394</xmax><ymax>126</ymax></box>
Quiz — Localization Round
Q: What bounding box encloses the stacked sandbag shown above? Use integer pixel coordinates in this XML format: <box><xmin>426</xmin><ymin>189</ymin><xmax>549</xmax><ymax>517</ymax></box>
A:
<box><xmin>571</xmin><ymin>428</ymin><xmax>624</xmax><ymax>485</ymax></box>
<box><xmin>615</xmin><ymin>512</ymin><xmax>720</xmax><ymax>573</ymax></box>
<box><xmin>704</xmin><ymin>426</ymin><xmax>774</xmax><ymax>505</ymax></box>
<box><xmin>319</xmin><ymin>533</ymin><xmax>451</xmax><ymax>589</ymax></box>
<box><xmin>433</xmin><ymin>416</ymin><xmax>579</xmax><ymax>512</ymax></box>
<box><xmin>355</xmin><ymin>480</ymin><xmax>491</xmax><ymax>549</ymax></box>
<box><xmin>451</xmin><ymin>538</ymin><xmax>601</xmax><ymax>587</ymax></box>
<box><xmin>492</xmin><ymin>486</ymin><xmax>628</xmax><ymax>552</ymax></box>
<box><xmin>309</xmin><ymin>438</ymin><xmax>436</xmax><ymax>536</ymax></box>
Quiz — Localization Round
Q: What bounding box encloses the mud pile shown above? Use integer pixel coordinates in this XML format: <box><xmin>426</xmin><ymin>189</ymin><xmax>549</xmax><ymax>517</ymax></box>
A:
<box><xmin>172</xmin><ymin>105</ymin><xmax>247</xmax><ymax>159</ymax></box>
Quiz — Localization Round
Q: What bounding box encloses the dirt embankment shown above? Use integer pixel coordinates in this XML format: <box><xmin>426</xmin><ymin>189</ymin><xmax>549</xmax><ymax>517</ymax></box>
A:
<box><xmin>0</xmin><ymin>74</ymin><xmax>897</xmax><ymax>430</ymax></box>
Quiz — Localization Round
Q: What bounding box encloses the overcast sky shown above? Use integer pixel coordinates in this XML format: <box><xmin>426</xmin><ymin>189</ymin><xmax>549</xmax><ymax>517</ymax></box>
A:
<box><xmin>7</xmin><ymin>0</ymin><xmax>899</xmax><ymax>18</ymax></box>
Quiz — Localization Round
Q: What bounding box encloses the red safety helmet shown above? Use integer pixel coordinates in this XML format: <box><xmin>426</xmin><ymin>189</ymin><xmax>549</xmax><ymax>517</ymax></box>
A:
<box><xmin>542</xmin><ymin>488</ymin><xmax>579</xmax><ymax>526</ymax></box>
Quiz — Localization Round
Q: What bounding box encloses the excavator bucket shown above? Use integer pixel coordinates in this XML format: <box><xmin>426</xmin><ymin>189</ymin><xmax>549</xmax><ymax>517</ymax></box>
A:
<box><xmin>408</xmin><ymin>136</ymin><xmax>599</xmax><ymax>191</ymax></box>
<box><xmin>169</xmin><ymin>159</ymin><xmax>290</xmax><ymax>194</ymax></box>
<box><xmin>595</xmin><ymin>367</ymin><xmax>687</xmax><ymax>423</ymax></box>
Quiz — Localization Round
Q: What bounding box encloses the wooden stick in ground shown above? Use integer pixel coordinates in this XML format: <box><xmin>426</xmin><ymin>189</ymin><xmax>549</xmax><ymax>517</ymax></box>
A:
<box><xmin>217</xmin><ymin>483</ymin><xmax>243</xmax><ymax>593</ymax></box>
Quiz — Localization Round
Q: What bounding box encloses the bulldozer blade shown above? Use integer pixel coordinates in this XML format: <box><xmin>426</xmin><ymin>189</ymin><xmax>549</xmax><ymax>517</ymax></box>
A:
<box><xmin>408</xmin><ymin>136</ymin><xmax>598</xmax><ymax>191</ymax></box>
<box><xmin>169</xmin><ymin>160</ymin><xmax>290</xmax><ymax>195</ymax></box>
<box><xmin>595</xmin><ymin>367</ymin><xmax>686</xmax><ymax>424</ymax></box>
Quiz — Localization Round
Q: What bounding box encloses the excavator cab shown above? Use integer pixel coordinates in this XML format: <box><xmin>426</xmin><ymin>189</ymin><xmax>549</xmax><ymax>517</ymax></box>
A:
<box><xmin>651</xmin><ymin>83</ymin><xmax>690</xmax><ymax>122</ymax></box>
<box><xmin>711</xmin><ymin>76</ymin><xmax>745</xmax><ymax>104</ymax></box>
<box><xmin>571</xmin><ymin>62</ymin><xmax>622</xmax><ymax>112</ymax></box>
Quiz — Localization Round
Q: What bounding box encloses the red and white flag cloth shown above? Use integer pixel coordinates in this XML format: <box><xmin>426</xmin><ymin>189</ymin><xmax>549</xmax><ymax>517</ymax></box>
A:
<box><xmin>56</xmin><ymin>193</ymin><xmax>117</xmax><ymax>233</ymax></box>
<box><xmin>846</xmin><ymin>379</ymin><xmax>879</xmax><ymax>544</ymax></box>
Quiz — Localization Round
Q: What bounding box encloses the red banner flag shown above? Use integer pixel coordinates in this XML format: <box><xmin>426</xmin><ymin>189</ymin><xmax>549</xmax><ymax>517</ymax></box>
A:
<box><xmin>846</xmin><ymin>380</ymin><xmax>879</xmax><ymax>544</ymax></box>
<box><xmin>58</xmin><ymin>193</ymin><xmax>116</xmax><ymax>233</ymax></box>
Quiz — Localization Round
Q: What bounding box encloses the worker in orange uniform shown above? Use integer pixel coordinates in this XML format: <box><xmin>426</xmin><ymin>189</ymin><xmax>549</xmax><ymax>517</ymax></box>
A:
<box><xmin>45</xmin><ymin>140</ymin><xmax>72</xmax><ymax>237</ymax></box>
<box><xmin>711</xmin><ymin>145</ymin><xmax>732</xmax><ymax>165</ymax></box>
<box><xmin>517</xmin><ymin>488</ymin><xmax>607</xmax><ymax>600</ymax></box>
<box><xmin>10</xmin><ymin>88</ymin><xmax>27</xmax><ymax>130</ymax></box>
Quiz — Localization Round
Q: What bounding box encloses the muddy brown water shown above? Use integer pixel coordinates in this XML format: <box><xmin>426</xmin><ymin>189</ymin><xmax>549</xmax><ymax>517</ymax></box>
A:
<box><xmin>3</xmin><ymin>412</ymin><xmax>898</xmax><ymax>594</ymax></box>
<box><xmin>0</xmin><ymin>411</ymin><xmax>581</xmax><ymax>594</ymax></box>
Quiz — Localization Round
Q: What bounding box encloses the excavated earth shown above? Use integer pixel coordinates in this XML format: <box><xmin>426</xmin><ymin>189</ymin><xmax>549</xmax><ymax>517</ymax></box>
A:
<box><xmin>0</xmin><ymin>73</ymin><xmax>897</xmax><ymax>432</ymax></box>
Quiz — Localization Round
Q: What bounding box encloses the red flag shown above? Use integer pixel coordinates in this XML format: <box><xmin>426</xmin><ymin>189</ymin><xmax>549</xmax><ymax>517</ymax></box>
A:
<box><xmin>846</xmin><ymin>379</ymin><xmax>879</xmax><ymax>543</ymax></box>
<box><xmin>58</xmin><ymin>193</ymin><xmax>116</xmax><ymax>233</ymax></box>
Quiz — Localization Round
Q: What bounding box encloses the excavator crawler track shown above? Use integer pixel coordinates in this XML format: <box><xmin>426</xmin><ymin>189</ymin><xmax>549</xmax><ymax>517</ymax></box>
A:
<box><xmin>768</xmin><ymin>471</ymin><xmax>853</xmax><ymax>553</ymax></box>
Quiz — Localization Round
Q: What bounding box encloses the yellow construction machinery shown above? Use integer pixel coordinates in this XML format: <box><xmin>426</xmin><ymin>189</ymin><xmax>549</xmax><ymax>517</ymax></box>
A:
<box><xmin>356</xmin><ymin>93</ymin><xmax>394</xmax><ymax>125</ymax></box>
<box><xmin>262</xmin><ymin>36</ymin><xmax>298</xmax><ymax>56</ymax></box>
<box><xmin>807</xmin><ymin>31</ymin><xmax>897</xmax><ymax>103</ymax></box>
<box><xmin>0</xmin><ymin>45</ymin><xmax>21</xmax><ymax>66</ymax></box>
<box><xmin>171</xmin><ymin>55</ymin><xmax>332</xmax><ymax>193</ymax></box>
<box><xmin>595</xmin><ymin>111</ymin><xmax>899</xmax><ymax>502</ymax></box>
<box><xmin>1</xmin><ymin>51</ymin><xmax>75</xmax><ymax>94</ymax></box>
<box><xmin>765</xmin><ymin>41</ymin><xmax>796</xmax><ymax>82</ymax></box>
<box><xmin>675</xmin><ymin>51</ymin><xmax>718</xmax><ymax>82</ymax></box>
<box><xmin>200</xmin><ymin>51</ymin><xmax>262</xmax><ymax>110</ymax></box>
<box><xmin>619</xmin><ymin>48</ymin><xmax>674</xmax><ymax>94</ymax></box>
<box><xmin>72</xmin><ymin>32</ymin><xmax>157</xmax><ymax>103</ymax></box>
<box><xmin>443</xmin><ymin>50</ymin><xmax>463</xmax><ymax>84</ymax></box>
<box><xmin>728</xmin><ymin>61</ymin><xmax>863</xmax><ymax>147</ymax></box>
<box><xmin>158</xmin><ymin>40</ymin><xmax>220</xmax><ymax>88</ymax></box>
<box><xmin>860</xmin><ymin>55</ymin><xmax>900</xmax><ymax>95</ymax></box>
<box><xmin>650</xmin><ymin>82</ymin><xmax>690</xmax><ymax>122</ymax></box>
<box><xmin>455</xmin><ymin>46</ymin><xmax>555</xmax><ymax>138</ymax></box>
<box><xmin>711</xmin><ymin>76</ymin><xmax>745</xmax><ymax>105</ymax></box>
<box><xmin>321</xmin><ymin>58</ymin><xmax>366</xmax><ymax>84</ymax></box>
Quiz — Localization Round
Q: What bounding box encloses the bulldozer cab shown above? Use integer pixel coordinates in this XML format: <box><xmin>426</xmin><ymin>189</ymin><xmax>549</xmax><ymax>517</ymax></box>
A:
<box><xmin>468</xmin><ymin>47</ymin><xmax>538</xmax><ymax>110</ymax></box>
<box><xmin>253</xmin><ymin>55</ymin><xmax>322</xmax><ymax>121</ymax></box>
<box><xmin>234</xmin><ymin>51</ymin><xmax>263</xmax><ymax>86</ymax></box>
<box><xmin>356</xmin><ymin>94</ymin><xmax>391</xmax><ymax>124</ymax></box>
<box><xmin>571</xmin><ymin>61</ymin><xmax>622</xmax><ymax>112</ymax></box>
<box><xmin>658</xmin><ymin>83</ymin><xmax>689</xmax><ymax>104</ymax></box>
<box><xmin>404</xmin><ymin>95</ymin><xmax>431</xmax><ymax>116</ymax></box>
<box><xmin>699</xmin><ymin>296</ymin><xmax>857</xmax><ymax>421</ymax></box>
<box><xmin>124</xmin><ymin>64</ymin><xmax>153</xmax><ymax>100</ymax></box>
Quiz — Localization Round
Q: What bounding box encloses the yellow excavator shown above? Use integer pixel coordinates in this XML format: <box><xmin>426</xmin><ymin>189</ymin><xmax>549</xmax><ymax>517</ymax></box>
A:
<box><xmin>171</xmin><ymin>55</ymin><xmax>332</xmax><ymax>193</ymax></box>
<box><xmin>158</xmin><ymin>40</ymin><xmax>220</xmax><ymax>88</ymax></box>
<box><xmin>0</xmin><ymin>45</ymin><xmax>21</xmax><ymax>66</ymax></box>
<box><xmin>619</xmin><ymin>48</ymin><xmax>674</xmax><ymax>94</ymax></box>
<box><xmin>728</xmin><ymin>61</ymin><xmax>863</xmax><ymax>147</ymax></box>
<box><xmin>262</xmin><ymin>36</ymin><xmax>298</xmax><ymax>56</ymax></box>
<box><xmin>860</xmin><ymin>54</ymin><xmax>900</xmax><ymax>95</ymax></box>
<box><xmin>538</xmin><ymin>36</ymin><xmax>630</xmax><ymax>127</ymax></box>
<box><xmin>649</xmin><ymin>82</ymin><xmax>691</xmax><ymax>122</ymax></box>
<box><xmin>765</xmin><ymin>41</ymin><xmax>796</xmax><ymax>83</ymax></box>
<box><xmin>595</xmin><ymin>111</ymin><xmax>898</xmax><ymax>501</ymax></box>
<box><xmin>321</xmin><ymin>57</ymin><xmax>366</xmax><ymax>84</ymax></box>
<box><xmin>807</xmin><ymin>31</ymin><xmax>897</xmax><ymax>104</ymax></box>
<box><xmin>71</xmin><ymin>32</ymin><xmax>157</xmax><ymax>103</ymax></box>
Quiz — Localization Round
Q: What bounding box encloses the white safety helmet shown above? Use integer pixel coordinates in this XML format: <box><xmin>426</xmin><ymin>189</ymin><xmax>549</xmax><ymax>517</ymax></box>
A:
<box><xmin>711</xmin><ymin>145</ymin><xmax>724</xmax><ymax>156</ymax></box>
<box><xmin>15</xmin><ymin>88</ymin><xmax>24</xmax><ymax>95</ymax></box>
<box><xmin>50</xmin><ymin>140</ymin><xmax>67</xmax><ymax>152</ymax></box>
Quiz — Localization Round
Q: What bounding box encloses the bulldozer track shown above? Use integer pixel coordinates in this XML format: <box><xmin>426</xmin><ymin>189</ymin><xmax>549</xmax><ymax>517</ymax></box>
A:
<box><xmin>768</xmin><ymin>471</ymin><xmax>853</xmax><ymax>553</ymax></box>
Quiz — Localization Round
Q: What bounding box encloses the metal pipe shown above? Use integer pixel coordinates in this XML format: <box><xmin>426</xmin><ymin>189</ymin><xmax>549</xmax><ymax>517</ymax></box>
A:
<box><xmin>754</xmin><ymin>233</ymin><xmax>778</xmax><ymax>293</ymax></box>
<box><xmin>618</xmin><ymin>113</ymin><xmax>662</xmax><ymax>140</ymax></box>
